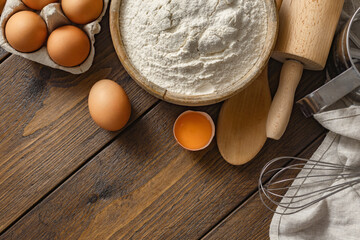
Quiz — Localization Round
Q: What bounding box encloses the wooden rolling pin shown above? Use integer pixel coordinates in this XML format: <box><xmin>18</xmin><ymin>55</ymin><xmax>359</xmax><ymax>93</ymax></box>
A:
<box><xmin>266</xmin><ymin>0</ymin><xmax>344</xmax><ymax>140</ymax></box>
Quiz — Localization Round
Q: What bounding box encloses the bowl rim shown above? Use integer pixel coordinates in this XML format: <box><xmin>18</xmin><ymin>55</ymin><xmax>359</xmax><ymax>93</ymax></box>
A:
<box><xmin>109</xmin><ymin>0</ymin><xmax>278</xmax><ymax>106</ymax></box>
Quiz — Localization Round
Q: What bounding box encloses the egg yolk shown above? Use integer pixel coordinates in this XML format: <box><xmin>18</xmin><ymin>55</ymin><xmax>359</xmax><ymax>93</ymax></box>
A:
<box><xmin>174</xmin><ymin>111</ymin><xmax>213</xmax><ymax>150</ymax></box>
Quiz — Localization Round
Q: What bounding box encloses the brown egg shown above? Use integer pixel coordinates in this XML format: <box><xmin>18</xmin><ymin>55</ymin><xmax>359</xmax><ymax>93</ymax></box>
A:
<box><xmin>5</xmin><ymin>11</ymin><xmax>47</xmax><ymax>53</ymax></box>
<box><xmin>22</xmin><ymin>0</ymin><xmax>58</xmax><ymax>10</ymax></box>
<box><xmin>88</xmin><ymin>80</ymin><xmax>131</xmax><ymax>131</ymax></box>
<box><xmin>47</xmin><ymin>25</ymin><xmax>90</xmax><ymax>67</ymax></box>
<box><xmin>61</xmin><ymin>0</ymin><xmax>103</xmax><ymax>25</ymax></box>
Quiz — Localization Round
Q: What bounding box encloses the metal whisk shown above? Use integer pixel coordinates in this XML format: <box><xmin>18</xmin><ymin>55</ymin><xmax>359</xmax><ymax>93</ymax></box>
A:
<box><xmin>258</xmin><ymin>157</ymin><xmax>360</xmax><ymax>215</ymax></box>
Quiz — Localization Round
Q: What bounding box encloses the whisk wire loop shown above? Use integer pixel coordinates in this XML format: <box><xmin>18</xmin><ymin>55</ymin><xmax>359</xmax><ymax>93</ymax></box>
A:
<box><xmin>258</xmin><ymin>156</ymin><xmax>360</xmax><ymax>215</ymax></box>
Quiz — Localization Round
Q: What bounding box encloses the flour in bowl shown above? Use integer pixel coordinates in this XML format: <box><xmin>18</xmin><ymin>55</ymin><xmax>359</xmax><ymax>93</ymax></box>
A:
<box><xmin>120</xmin><ymin>0</ymin><xmax>267</xmax><ymax>95</ymax></box>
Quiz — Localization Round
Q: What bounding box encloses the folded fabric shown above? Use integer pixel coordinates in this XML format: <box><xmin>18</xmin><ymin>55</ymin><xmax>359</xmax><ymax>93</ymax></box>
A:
<box><xmin>270</xmin><ymin>1</ymin><xmax>360</xmax><ymax>238</ymax></box>
<box><xmin>270</xmin><ymin>116</ymin><xmax>360</xmax><ymax>240</ymax></box>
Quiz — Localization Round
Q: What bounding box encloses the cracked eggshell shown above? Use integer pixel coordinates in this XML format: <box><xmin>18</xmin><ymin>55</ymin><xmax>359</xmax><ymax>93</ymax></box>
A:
<box><xmin>0</xmin><ymin>0</ymin><xmax>109</xmax><ymax>74</ymax></box>
<box><xmin>173</xmin><ymin>111</ymin><xmax>215</xmax><ymax>151</ymax></box>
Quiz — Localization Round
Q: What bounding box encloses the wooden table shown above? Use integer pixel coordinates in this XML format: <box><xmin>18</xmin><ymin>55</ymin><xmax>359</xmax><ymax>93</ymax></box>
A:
<box><xmin>0</xmin><ymin>11</ymin><xmax>326</xmax><ymax>240</ymax></box>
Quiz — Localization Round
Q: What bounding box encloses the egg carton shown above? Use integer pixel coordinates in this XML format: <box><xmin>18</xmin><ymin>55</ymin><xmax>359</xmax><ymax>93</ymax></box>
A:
<box><xmin>0</xmin><ymin>0</ymin><xmax>109</xmax><ymax>74</ymax></box>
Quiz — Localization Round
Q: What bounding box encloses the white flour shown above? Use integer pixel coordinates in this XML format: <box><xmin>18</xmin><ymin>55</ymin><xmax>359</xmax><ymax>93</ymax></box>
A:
<box><xmin>120</xmin><ymin>0</ymin><xmax>267</xmax><ymax>95</ymax></box>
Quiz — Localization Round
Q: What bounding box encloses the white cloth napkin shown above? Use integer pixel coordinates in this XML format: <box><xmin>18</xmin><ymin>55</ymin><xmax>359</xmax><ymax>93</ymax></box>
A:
<box><xmin>269</xmin><ymin>105</ymin><xmax>360</xmax><ymax>240</ymax></box>
<box><xmin>269</xmin><ymin>1</ymin><xmax>360</xmax><ymax>239</ymax></box>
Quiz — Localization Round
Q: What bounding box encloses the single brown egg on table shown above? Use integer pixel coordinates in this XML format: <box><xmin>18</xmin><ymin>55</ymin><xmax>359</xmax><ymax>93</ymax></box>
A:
<box><xmin>61</xmin><ymin>0</ymin><xmax>103</xmax><ymax>25</ymax></box>
<box><xmin>88</xmin><ymin>80</ymin><xmax>131</xmax><ymax>131</ymax></box>
<box><xmin>5</xmin><ymin>11</ymin><xmax>47</xmax><ymax>53</ymax></box>
<box><xmin>22</xmin><ymin>0</ymin><xmax>58</xmax><ymax>10</ymax></box>
<box><xmin>47</xmin><ymin>25</ymin><xmax>90</xmax><ymax>67</ymax></box>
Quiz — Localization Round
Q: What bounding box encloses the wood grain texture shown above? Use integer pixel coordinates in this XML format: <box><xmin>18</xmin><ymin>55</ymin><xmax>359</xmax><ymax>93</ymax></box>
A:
<box><xmin>1</xmin><ymin>61</ymin><xmax>326</xmax><ymax>239</ymax></box>
<box><xmin>272</xmin><ymin>0</ymin><xmax>344</xmax><ymax>70</ymax></box>
<box><xmin>0</xmin><ymin>13</ymin><xmax>158</xmax><ymax>232</ymax></box>
<box><xmin>0</xmin><ymin>48</ymin><xmax>9</xmax><ymax>62</ymax></box>
<box><xmin>202</xmin><ymin>135</ymin><xmax>325</xmax><ymax>240</ymax></box>
<box><xmin>217</xmin><ymin>66</ymin><xmax>271</xmax><ymax>165</ymax></box>
<box><xmin>110</xmin><ymin>0</ymin><xmax>279</xmax><ymax>106</ymax></box>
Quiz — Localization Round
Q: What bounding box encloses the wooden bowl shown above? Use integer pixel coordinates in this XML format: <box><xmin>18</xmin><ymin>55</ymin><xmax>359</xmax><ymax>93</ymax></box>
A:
<box><xmin>110</xmin><ymin>0</ymin><xmax>278</xmax><ymax>106</ymax></box>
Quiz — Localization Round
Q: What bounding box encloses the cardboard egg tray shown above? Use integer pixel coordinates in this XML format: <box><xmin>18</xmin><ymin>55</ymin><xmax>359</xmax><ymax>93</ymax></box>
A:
<box><xmin>0</xmin><ymin>0</ymin><xmax>109</xmax><ymax>74</ymax></box>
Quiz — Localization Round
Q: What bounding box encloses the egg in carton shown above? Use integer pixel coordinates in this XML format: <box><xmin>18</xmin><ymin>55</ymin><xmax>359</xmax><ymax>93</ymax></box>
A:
<box><xmin>0</xmin><ymin>0</ymin><xmax>109</xmax><ymax>74</ymax></box>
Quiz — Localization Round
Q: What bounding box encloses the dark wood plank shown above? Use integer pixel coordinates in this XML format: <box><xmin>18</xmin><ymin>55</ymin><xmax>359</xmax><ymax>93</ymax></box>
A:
<box><xmin>202</xmin><ymin>135</ymin><xmax>326</xmax><ymax>240</ymax></box>
<box><xmin>1</xmin><ymin>63</ymin><xmax>326</xmax><ymax>239</ymax></box>
<box><xmin>0</xmin><ymin>13</ymin><xmax>158</xmax><ymax>232</ymax></box>
<box><xmin>0</xmin><ymin>48</ymin><xmax>9</xmax><ymax>62</ymax></box>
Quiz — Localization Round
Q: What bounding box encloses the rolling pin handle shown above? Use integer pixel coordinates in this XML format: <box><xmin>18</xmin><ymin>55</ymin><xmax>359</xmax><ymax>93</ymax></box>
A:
<box><xmin>266</xmin><ymin>60</ymin><xmax>304</xmax><ymax>140</ymax></box>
